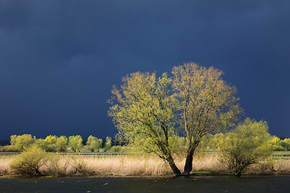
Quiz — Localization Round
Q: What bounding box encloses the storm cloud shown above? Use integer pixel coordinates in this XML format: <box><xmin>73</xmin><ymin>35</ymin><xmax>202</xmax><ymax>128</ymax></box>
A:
<box><xmin>0</xmin><ymin>0</ymin><xmax>289</xmax><ymax>139</ymax></box>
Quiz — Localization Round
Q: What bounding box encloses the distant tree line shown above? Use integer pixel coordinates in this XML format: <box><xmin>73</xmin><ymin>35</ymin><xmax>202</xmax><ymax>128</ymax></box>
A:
<box><xmin>0</xmin><ymin>134</ymin><xmax>122</xmax><ymax>153</ymax></box>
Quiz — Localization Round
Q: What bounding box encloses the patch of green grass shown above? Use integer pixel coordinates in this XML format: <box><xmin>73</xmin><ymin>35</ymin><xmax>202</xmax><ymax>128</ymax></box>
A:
<box><xmin>0</xmin><ymin>175</ymin><xmax>13</xmax><ymax>178</ymax></box>
<box><xmin>272</xmin><ymin>151</ymin><xmax>290</xmax><ymax>155</ymax></box>
<box><xmin>194</xmin><ymin>169</ymin><xmax>215</xmax><ymax>173</ymax></box>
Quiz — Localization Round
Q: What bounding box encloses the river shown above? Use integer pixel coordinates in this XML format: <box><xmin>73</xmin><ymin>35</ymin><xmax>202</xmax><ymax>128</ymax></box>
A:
<box><xmin>1</xmin><ymin>176</ymin><xmax>290</xmax><ymax>193</ymax></box>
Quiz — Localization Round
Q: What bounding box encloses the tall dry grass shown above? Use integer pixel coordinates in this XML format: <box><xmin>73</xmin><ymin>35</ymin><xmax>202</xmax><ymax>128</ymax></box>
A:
<box><xmin>0</xmin><ymin>156</ymin><xmax>13</xmax><ymax>175</ymax></box>
<box><xmin>1</xmin><ymin>154</ymin><xmax>290</xmax><ymax>176</ymax></box>
<box><xmin>85</xmin><ymin>154</ymin><xmax>182</xmax><ymax>176</ymax></box>
<box><xmin>273</xmin><ymin>159</ymin><xmax>290</xmax><ymax>173</ymax></box>
<box><xmin>192</xmin><ymin>155</ymin><xmax>227</xmax><ymax>171</ymax></box>
<box><xmin>0</xmin><ymin>154</ymin><xmax>225</xmax><ymax>176</ymax></box>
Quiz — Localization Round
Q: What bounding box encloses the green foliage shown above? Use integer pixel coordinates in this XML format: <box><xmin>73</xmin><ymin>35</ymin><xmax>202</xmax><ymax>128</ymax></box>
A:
<box><xmin>10</xmin><ymin>135</ymin><xmax>17</xmax><ymax>146</ymax></box>
<box><xmin>104</xmin><ymin>136</ymin><xmax>112</xmax><ymax>151</ymax></box>
<box><xmin>68</xmin><ymin>135</ymin><xmax>83</xmax><ymax>152</ymax></box>
<box><xmin>0</xmin><ymin>145</ymin><xmax>17</xmax><ymax>152</ymax></box>
<box><xmin>218</xmin><ymin>118</ymin><xmax>272</xmax><ymax>176</ymax></box>
<box><xmin>34</xmin><ymin>139</ymin><xmax>48</xmax><ymax>150</ymax></box>
<box><xmin>172</xmin><ymin>63</ymin><xmax>242</xmax><ymax>174</ymax></box>
<box><xmin>55</xmin><ymin>136</ymin><xmax>68</xmax><ymax>152</ymax></box>
<box><xmin>268</xmin><ymin>136</ymin><xmax>290</xmax><ymax>151</ymax></box>
<box><xmin>45</xmin><ymin>135</ymin><xmax>57</xmax><ymax>144</ymax></box>
<box><xmin>86</xmin><ymin>135</ymin><xmax>102</xmax><ymax>152</ymax></box>
<box><xmin>11</xmin><ymin>134</ymin><xmax>35</xmax><ymax>152</ymax></box>
<box><xmin>271</xmin><ymin>137</ymin><xmax>281</xmax><ymax>145</ymax></box>
<box><xmin>44</xmin><ymin>135</ymin><xmax>58</xmax><ymax>152</ymax></box>
<box><xmin>9</xmin><ymin>146</ymin><xmax>48</xmax><ymax>176</ymax></box>
<box><xmin>280</xmin><ymin>141</ymin><xmax>290</xmax><ymax>151</ymax></box>
<box><xmin>112</xmin><ymin>145</ymin><xmax>122</xmax><ymax>152</ymax></box>
<box><xmin>109</xmin><ymin>64</ymin><xmax>243</xmax><ymax>175</ymax></box>
<box><xmin>109</xmin><ymin>72</ymin><xmax>181</xmax><ymax>174</ymax></box>
<box><xmin>272</xmin><ymin>145</ymin><xmax>285</xmax><ymax>151</ymax></box>
<box><xmin>207</xmin><ymin>133</ymin><xmax>225</xmax><ymax>149</ymax></box>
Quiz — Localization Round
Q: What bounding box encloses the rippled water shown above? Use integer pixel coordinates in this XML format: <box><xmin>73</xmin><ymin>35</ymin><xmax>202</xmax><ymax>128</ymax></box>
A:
<box><xmin>1</xmin><ymin>176</ymin><xmax>290</xmax><ymax>193</ymax></box>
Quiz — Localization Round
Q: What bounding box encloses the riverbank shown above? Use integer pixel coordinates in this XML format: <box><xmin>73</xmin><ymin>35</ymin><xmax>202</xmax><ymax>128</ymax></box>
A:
<box><xmin>1</xmin><ymin>154</ymin><xmax>290</xmax><ymax>177</ymax></box>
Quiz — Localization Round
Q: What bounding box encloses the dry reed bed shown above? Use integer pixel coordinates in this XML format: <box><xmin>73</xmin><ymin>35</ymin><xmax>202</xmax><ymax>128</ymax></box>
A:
<box><xmin>1</xmin><ymin>154</ymin><xmax>290</xmax><ymax>176</ymax></box>
<box><xmin>0</xmin><ymin>156</ymin><xmax>13</xmax><ymax>174</ymax></box>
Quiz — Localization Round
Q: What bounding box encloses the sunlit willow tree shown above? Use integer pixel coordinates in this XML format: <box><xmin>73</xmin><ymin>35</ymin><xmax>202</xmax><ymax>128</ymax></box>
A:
<box><xmin>68</xmin><ymin>135</ymin><xmax>83</xmax><ymax>152</ymax></box>
<box><xmin>109</xmin><ymin>63</ymin><xmax>242</xmax><ymax>175</ymax></box>
<box><xmin>172</xmin><ymin>63</ymin><xmax>242</xmax><ymax>175</ymax></box>
<box><xmin>108</xmin><ymin>72</ymin><xmax>181</xmax><ymax>175</ymax></box>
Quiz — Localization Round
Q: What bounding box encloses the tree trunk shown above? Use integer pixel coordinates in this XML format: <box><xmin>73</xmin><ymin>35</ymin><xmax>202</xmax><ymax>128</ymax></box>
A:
<box><xmin>166</xmin><ymin>155</ymin><xmax>181</xmax><ymax>176</ymax></box>
<box><xmin>235</xmin><ymin>172</ymin><xmax>241</xmax><ymax>177</ymax></box>
<box><xmin>182</xmin><ymin>150</ymin><xmax>194</xmax><ymax>175</ymax></box>
<box><xmin>169</xmin><ymin>162</ymin><xmax>182</xmax><ymax>176</ymax></box>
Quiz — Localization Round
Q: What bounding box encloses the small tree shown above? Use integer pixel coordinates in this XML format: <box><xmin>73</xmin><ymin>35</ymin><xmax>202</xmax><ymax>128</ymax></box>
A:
<box><xmin>45</xmin><ymin>135</ymin><xmax>57</xmax><ymax>152</ymax></box>
<box><xmin>218</xmin><ymin>118</ymin><xmax>272</xmax><ymax>176</ymax></box>
<box><xmin>68</xmin><ymin>135</ymin><xmax>83</xmax><ymax>152</ymax></box>
<box><xmin>11</xmin><ymin>134</ymin><xmax>35</xmax><ymax>152</ymax></box>
<box><xmin>55</xmin><ymin>136</ymin><xmax>68</xmax><ymax>152</ymax></box>
<box><xmin>35</xmin><ymin>139</ymin><xmax>48</xmax><ymax>150</ymax></box>
<box><xmin>86</xmin><ymin>135</ymin><xmax>102</xmax><ymax>152</ymax></box>
<box><xmin>104</xmin><ymin>136</ymin><xmax>112</xmax><ymax>151</ymax></box>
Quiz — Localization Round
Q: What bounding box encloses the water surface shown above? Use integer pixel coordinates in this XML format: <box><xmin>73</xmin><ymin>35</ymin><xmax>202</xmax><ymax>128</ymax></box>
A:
<box><xmin>1</xmin><ymin>176</ymin><xmax>289</xmax><ymax>193</ymax></box>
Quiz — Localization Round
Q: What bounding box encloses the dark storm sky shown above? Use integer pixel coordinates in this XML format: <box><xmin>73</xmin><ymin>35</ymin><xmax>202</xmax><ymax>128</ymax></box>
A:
<box><xmin>0</xmin><ymin>0</ymin><xmax>289</xmax><ymax>140</ymax></box>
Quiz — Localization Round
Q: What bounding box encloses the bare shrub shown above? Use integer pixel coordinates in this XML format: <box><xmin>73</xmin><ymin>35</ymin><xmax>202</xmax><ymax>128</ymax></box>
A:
<box><xmin>45</xmin><ymin>155</ymin><xmax>69</xmax><ymax>177</ymax></box>
<box><xmin>68</xmin><ymin>155</ymin><xmax>87</xmax><ymax>174</ymax></box>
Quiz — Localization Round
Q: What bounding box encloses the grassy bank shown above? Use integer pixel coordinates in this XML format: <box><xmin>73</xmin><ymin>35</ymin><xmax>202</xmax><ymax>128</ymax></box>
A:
<box><xmin>1</xmin><ymin>153</ymin><xmax>290</xmax><ymax>177</ymax></box>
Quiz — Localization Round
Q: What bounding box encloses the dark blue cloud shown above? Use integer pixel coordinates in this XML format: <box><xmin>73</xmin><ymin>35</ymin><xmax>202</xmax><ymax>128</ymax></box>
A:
<box><xmin>0</xmin><ymin>0</ymin><xmax>289</xmax><ymax>140</ymax></box>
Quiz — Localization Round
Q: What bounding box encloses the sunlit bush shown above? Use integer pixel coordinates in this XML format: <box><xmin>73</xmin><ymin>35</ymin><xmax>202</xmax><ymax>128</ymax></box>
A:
<box><xmin>68</xmin><ymin>135</ymin><xmax>83</xmax><ymax>152</ymax></box>
<box><xmin>9</xmin><ymin>146</ymin><xmax>48</xmax><ymax>176</ymax></box>
<box><xmin>10</xmin><ymin>134</ymin><xmax>35</xmax><ymax>152</ymax></box>
<box><xmin>55</xmin><ymin>136</ymin><xmax>68</xmax><ymax>152</ymax></box>
<box><xmin>280</xmin><ymin>141</ymin><xmax>290</xmax><ymax>151</ymax></box>
<box><xmin>272</xmin><ymin>145</ymin><xmax>285</xmax><ymax>151</ymax></box>
<box><xmin>218</xmin><ymin>118</ymin><xmax>272</xmax><ymax>176</ymax></box>
<box><xmin>0</xmin><ymin>145</ymin><xmax>17</xmax><ymax>152</ymax></box>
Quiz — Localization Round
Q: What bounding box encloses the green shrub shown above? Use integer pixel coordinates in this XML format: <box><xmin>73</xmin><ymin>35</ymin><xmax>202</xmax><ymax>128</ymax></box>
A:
<box><xmin>34</xmin><ymin>139</ymin><xmax>48</xmax><ymax>151</ymax></box>
<box><xmin>11</xmin><ymin>134</ymin><xmax>35</xmax><ymax>152</ymax></box>
<box><xmin>68</xmin><ymin>135</ymin><xmax>83</xmax><ymax>152</ymax></box>
<box><xmin>0</xmin><ymin>145</ymin><xmax>17</xmax><ymax>152</ymax></box>
<box><xmin>280</xmin><ymin>141</ymin><xmax>290</xmax><ymax>151</ymax></box>
<box><xmin>55</xmin><ymin>136</ymin><xmax>68</xmax><ymax>152</ymax></box>
<box><xmin>9</xmin><ymin>146</ymin><xmax>48</xmax><ymax>176</ymax></box>
<box><xmin>218</xmin><ymin>118</ymin><xmax>272</xmax><ymax>176</ymax></box>
<box><xmin>272</xmin><ymin>145</ymin><xmax>285</xmax><ymax>151</ymax></box>
<box><xmin>86</xmin><ymin>136</ymin><xmax>102</xmax><ymax>152</ymax></box>
<box><xmin>112</xmin><ymin>145</ymin><xmax>122</xmax><ymax>152</ymax></box>
<box><xmin>104</xmin><ymin>137</ymin><xmax>112</xmax><ymax>152</ymax></box>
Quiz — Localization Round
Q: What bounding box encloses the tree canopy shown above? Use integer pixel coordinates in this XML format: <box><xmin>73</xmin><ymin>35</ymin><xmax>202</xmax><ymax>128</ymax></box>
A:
<box><xmin>109</xmin><ymin>62</ymin><xmax>242</xmax><ymax>175</ymax></box>
<box><xmin>109</xmin><ymin>72</ymin><xmax>181</xmax><ymax>174</ymax></box>
<box><xmin>172</xmin><ymin>63</ymin><xmax>242</xmax><ymax>174</ymax></box>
